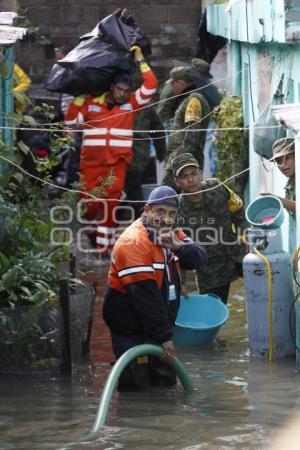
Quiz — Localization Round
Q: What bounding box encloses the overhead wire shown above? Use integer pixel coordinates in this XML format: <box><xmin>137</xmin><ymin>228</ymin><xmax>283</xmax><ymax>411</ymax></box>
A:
<box><xmin>0</xmin><ymin>49</ymin><xmax>285</xmax><ymax>200</ymax></box>
<box><xmin>0</xmin><ymin>51</ymin><xmax>276</xmax><ymax>134</ymax></box>
<box><xmin>0</xmin><ymin>151</ymin><xmax>275</xmax><ymax>204</ymax></box>
<box><xmin>0</xmin><ymin>123</ymin><xmax>285</xmax><ymax>136</ymax></box>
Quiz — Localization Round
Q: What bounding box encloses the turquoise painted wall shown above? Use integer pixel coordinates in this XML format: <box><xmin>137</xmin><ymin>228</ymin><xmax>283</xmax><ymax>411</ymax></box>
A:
<box><xmin>207</xmin><ymin>2</ymin><xmax>300</xmax><ymax>254</ymax></box>
<box><xmin>207</xmin><ymin>0</ymin><xmax>285</xmax><ymax>44</ymax></box>
<box><xmin>238</xmin><ymin>42</ymin><xmax>299</xmax><ymax>252</ymax></box>
<box><xmin>223</xmin><ymin>40</ymin><xmax>299</xmax><ymax>253</ymax></box>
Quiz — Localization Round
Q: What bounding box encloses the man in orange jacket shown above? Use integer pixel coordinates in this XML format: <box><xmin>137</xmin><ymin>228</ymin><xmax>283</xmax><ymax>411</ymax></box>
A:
<box><xmin>103</xmin><ymin>185</ymin><xmax>207</xmax><ymax>390</ymax></box>
<box><xmin>65</xmin><ymin>46</ymin><xmax>158</xmax><ymax>262</ymax></box>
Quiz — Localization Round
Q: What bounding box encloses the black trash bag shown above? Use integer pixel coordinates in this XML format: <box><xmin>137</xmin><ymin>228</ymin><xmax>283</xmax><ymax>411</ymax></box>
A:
<box><xmin>45</xmin><ymin>9</ymin><xmax>151</xmax><ymax>96</ymax></box>
<box><xmin>192</xmin><ymin>71</ymin><xmax>222</xmax><ymax>109</ymax></box>
<box><xmin>80</xmin><ymin>8</ymin><xmax>151</xmax><ymax>55</ymax></box>
<box><xmin>46</xmin><ymin>53</ymin><xmax>129</xmax><ymax>96</ymax></box>
<box><xmin>44</xmin><ymin>64</ymin><xmax>84</xmax><ymax>95</ymax></box>
<box><xmin>196</xmin><ymin>9</ymin><xmax>227</xmax><ymax>64</ymax></box>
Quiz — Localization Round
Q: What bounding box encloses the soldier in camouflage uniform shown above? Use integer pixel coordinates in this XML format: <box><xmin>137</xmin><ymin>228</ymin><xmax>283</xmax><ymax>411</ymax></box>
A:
<box><xmin>269</xmin><ymin>137</ymin><xmax>296</xmax><ymax>219</ymax></box>
<box><xmin>172</xmin><ymin>153</ymin><xmax>248</xmax><ymax>304</ymax></box>
<box><xmin>162</xmin><ymin>65</ymin><xmax>212</xmax><ymax>185</ymax></box>
<box><xmin>124</xmin><ymin>107</ymin><xmax>166</xmax><ymax>218</ymax></box>
<box><xmin>157</xmin><ymin>58</ymin><xmax>221</xmax><ymax>129</ymax></box>
<box><xmin>157</xmin><ymin>79</ymin><xmax>183</xmax><ymax>128</ymax></box>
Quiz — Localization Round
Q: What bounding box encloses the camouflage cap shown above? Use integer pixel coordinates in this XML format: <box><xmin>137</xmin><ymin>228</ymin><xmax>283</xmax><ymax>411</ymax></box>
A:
<box><xmin>191</xmin><ymin>58</ymin><xmax>213</xmax><ymax>78</ymax></box>
<box><xmin>271</xmin><ymin>137</ymin><xmax>295</xmax><ymax>160</ymax></box>
<box><xmin>171</xmin><ymin>153</ymin><xmax>199</xmax><ymax>177</ymax></box>
<box><xmin>170</xmin><ymin>66</ymin><xmax>194</xmax><ymax>82</ymax></box>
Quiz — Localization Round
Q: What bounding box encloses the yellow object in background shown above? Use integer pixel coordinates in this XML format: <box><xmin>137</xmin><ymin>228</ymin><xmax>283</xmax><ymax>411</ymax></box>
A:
<box><xmin>225</xmin><ymin>184</ymin><xmax>244</xmax><ymax>212</ymax></box>
<box><xmin>184</xmin><ymin>97</ymin><xmax>202</xmax><ymax>123</ymax></box>
<box><xmin>13</xmin><ymin>63</ymin><xmax>31</xmax><ymax>113</ymax></box>
<box><xmin>13</xmin><ymin>63</ymin><xmax>31</xmax><ymax>94</ymax></box>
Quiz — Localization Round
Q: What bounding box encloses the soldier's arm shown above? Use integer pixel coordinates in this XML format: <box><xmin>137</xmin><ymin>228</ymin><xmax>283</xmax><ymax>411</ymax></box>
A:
<box><xmin>157</xmin><ymin>82</ymin><xmax>177</xmax><ymax>125</ymax></box>
<box><xmin>222</xmin><ymin>184</ymin><xmax>249</xmax><ymax>230</ymax></box>
<box><xmin>178</xmin><ymin>96</ymin><xmax>207</xmax><ymax>169</ymax></box>
<box><xmin>278</xmin><ymin>196</ymin><xmax>295</xmax><ymax>213</ymax></box>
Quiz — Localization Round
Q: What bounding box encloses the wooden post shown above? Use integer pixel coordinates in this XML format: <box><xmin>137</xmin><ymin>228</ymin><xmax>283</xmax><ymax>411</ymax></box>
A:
<box><xmin>82</xmin><ymin>282</ymin><xmax>97</xmax><ymax>356</ymax></box>
<box><xmin>59</xmin><ymin>278</ymin><xmax>72</xmax><ymax>375</ymax></box>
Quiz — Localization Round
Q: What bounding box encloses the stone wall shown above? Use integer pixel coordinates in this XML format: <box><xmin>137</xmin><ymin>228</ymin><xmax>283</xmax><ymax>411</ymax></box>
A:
<box><xmin>14</xmin><ymin>0</ymin><xmax>202</xmax><ymax>86</ymax></box>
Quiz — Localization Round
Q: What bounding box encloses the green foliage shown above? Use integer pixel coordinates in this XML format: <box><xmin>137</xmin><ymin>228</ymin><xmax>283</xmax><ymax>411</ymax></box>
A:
<box><xmin>13</xmin><ymin>91</ymin><xmax>32</xmax><ymax>109</ymax></box>
<box><xmin>0</xmin><ymin>171</ymin><xmax>69</xmax><ymax>368</ymax></box>
<box><xmin>16</xmin><ymin>103</ymin><xmax>73</xmax><ymax>175</ymax></box>
<box><xmin>0</xmin><ymin>174</ymin><xmax>69</xmax><ymax>308</ymax></box>
<box><xmin>0</xmin><ymin>102</ymin><xmax>75</xmax><ymax>368</ymax></box>
<box><xmin>212</xmin><ymin>95</ymin><xmax>245</xmax><ymax>192</ymax></box>
<box><xmin>0</xmin><ymin>302</ymin><xmax>60</xmax><ymax>366</ymax></box>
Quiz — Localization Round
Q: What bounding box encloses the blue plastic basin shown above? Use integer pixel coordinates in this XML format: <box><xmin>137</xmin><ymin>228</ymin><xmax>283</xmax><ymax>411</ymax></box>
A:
<box><xmin>174</xmin><ymin>293</ymin><xmax>229</xmax><ymax>345</ymax></box>
<box><xmin>246</xmin><ymin>195</ymin><xmax>284</xmax><ymax>229</ymax></box>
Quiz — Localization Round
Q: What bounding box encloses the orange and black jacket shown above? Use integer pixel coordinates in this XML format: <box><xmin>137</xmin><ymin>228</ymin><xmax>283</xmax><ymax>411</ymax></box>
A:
<box><xmin>103</xmin><ymin>216</ymin><xmax>207</xmax><ymax>344</ymax></box>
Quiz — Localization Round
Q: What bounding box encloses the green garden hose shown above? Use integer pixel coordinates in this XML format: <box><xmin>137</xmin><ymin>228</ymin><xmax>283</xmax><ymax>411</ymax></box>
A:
<box><xmin>58</xmin><ymin>343</ymin><xmax>194</xmax><ymax>449</ymax></box>
<box><xmin>92</xmin><ymin>343</ymin><xmax>194</xmax><ymax>432</ymax></box>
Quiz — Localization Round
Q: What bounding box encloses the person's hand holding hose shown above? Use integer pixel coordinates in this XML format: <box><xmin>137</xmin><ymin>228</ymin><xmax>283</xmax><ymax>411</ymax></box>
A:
<box><xmin>160</xmin><ymin>340</ymin><xmax>175</xmax><ymax>364</ymax></box>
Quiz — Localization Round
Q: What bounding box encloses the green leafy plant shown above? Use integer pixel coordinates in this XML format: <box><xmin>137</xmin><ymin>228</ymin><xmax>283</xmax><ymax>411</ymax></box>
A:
<box><xmin>212</xmin><ymin>95</ymin><xmax>248</xmax><ymax>196</ymax></box>
<box><xmin>13</xmin><ymin>103</ymin><xmax>73</xmax><ymax>175</ymax></box>
<box><xmin>0</xmin><ymin>106</ymin><xmax>74</xmax><ymax>369</ymax></box>
<box><xmin>0</xmin><ymin>75</ymin><xmax>111</xmax><ymax>369</ymax></box>
<box><xmin>0</xmin><ymin>171</ymin><xmax>68</xmax><ymax>368</ymax></box>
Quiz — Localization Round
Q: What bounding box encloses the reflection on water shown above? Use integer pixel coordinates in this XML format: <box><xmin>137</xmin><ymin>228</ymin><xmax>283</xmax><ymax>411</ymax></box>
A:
<box><xmin>1</xmin><ymin>278</ymin><xmax>300</xmax><ymax>450</ymax></box>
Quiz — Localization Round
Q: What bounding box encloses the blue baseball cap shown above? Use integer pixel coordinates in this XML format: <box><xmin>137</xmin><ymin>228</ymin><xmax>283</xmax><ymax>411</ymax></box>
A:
<box><xmin>147</xmin><ymin>185</ymin><xmax>179</xmax><ymax>208</ymax></box>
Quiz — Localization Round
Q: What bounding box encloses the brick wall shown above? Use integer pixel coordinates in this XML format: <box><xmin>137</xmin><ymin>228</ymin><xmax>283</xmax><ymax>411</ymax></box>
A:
<box><xmin>0</xmin><ymin>0</ymin><xmax>17</xmax><ymax>9</ymax></box>
<box><xmin>15</xmin><ymin>0</ymin><xmax>202</xmax><ymax>85</ymax></box>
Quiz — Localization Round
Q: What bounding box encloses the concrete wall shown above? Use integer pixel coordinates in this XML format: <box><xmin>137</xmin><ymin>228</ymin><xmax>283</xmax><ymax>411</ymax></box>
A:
<box><xmin>238</xmin><ymin>42</ymin><xmax>299</xmax><ymax>254</ymax></box>
<box><xmin>13</xmin><ymin>1</ymin><xmax>203</xmax><ymax>85</ymax></box>
<box><xmin>207</xmin><ymin>3</ymin><xmax>299</xmax><ymax>253</ymax></box>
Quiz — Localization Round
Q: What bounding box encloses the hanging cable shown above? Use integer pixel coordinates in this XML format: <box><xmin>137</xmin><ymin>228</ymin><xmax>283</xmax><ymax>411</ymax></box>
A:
<box><xmin>0</xmin><ymin>52</ymin><xmax>277</xmax><ymax>130</ymax></box>
<box><xmin>0</xmin><ymin>151</ymin><xmax>275</xmax><ymax>203</ymax></box>
<box><xmin>0</xmin><ymin>122</ymin><xmax>285</xmax><ymax>137</ymax></box>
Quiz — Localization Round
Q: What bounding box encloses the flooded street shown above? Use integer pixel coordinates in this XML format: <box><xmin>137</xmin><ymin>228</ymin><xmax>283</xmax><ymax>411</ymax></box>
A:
<box><xmin>1</xmin><ymin>277</ymin><xmax>300</xmax><ymax>450</ymax></box>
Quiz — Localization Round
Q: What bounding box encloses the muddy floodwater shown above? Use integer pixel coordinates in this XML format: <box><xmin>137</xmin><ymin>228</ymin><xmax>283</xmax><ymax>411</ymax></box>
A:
<box><xmin>1</xmin><ymin>278</ymin><xmax>300</xmax><ymax>450</ymax></box>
